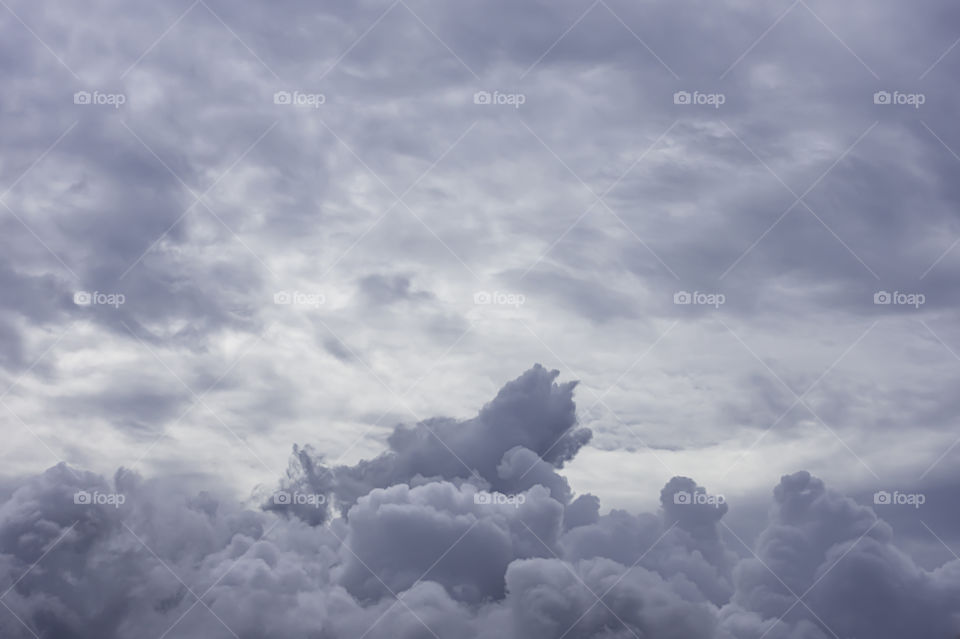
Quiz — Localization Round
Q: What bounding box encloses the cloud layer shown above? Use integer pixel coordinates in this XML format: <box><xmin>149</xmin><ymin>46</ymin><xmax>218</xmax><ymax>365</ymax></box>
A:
<box><xmin>3</xmin><ymin>0</ymin><xmax>960</xmax><ymax>635</ymax></box>
<box><xmin>3</xmin><ymin>0</ymin><xmax>960</xmax><ymax>504</ymax></box>
<box><xmin>1</xmin><ymin>367</ymin><xmax>957</xmax><ymax>638</ymax></box>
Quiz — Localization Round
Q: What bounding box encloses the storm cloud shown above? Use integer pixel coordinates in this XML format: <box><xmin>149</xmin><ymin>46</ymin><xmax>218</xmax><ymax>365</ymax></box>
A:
<box><xmin>0</xmin><ymin>367</ymin><xmax>958</xmax><ymax>638</ymax></box>
<box><xmin>2</xmin><ymin>0</ymin><xmax>960</xmax><ymax>635</ymax></box>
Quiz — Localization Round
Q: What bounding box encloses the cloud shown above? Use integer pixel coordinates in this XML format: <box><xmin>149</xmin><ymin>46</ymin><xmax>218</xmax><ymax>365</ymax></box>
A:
<box><xmin>0</xmin><ymin>368</ymin><xmax>957</xmax><ymax>638</ymax></box>
<box><xmin>3</xmin><ymin>0</ymin><xmax>960</xmax><ymax>518</ymax></box>
<box><xmin>719</xmin><ymin>471</ymin><xmax>960</xmax><ymax>639</ymax></box>
<box><xmin>358</xmin><ymin>274</ymin><xmax>434</xmax><ymax>306</ymax></box>
<box><xmin>3</xmin><ymin>0</ymin><xmax>960</xmax><ymax>635</ymax></box>
<box><xmin>268</xmin><ymin>364</ymin><xmax>590</xmax><ymax>520</ymax></box>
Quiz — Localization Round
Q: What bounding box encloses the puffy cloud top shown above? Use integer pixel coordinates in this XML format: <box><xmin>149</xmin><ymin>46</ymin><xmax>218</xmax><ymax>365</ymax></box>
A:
<box><xmin>267</xmin><ymin>364</ymin><xmax>589</xmax><ymax>521</ymax></box>
<box><xmin>0</xmin><ymin>367</ymin><xmax>957</xmax><ymax>638</ymax></box>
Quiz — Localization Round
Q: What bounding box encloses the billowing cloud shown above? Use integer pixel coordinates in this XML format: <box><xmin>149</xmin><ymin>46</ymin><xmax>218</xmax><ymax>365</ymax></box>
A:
<box><xmin>0</xmin><ymin>368</ymin><xmax>957</xmax><ymax>638</ymax></box>
<box><xmin>719</xmin><ymin>471</ymin><xmax>960</xmax><ymax>639</ymax></box>
<box><xmin>267</xmin><ymin>364</ymin><xmax>589</xmax><ymax>522</ymax></box>
<box><xmin>3</xmin><ymin>0</ymin><xmax>960</xmax><ymax>635</ymax></box>
<box><xmin>2</xmin><ymin>0</ymin><xmax>960</xmax><ymax>537</ymax></box>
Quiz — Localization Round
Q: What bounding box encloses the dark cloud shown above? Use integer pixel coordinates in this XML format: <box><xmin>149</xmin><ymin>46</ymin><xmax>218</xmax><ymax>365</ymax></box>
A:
<box><xmin>2</xmin><ymin>0</ymin><xmax>960</xmax><ymax>635</ymax></box>
<box><xmin>358</xmin><ymin>274</ymin><xmax>434</xmax><ymax>306</ymax></box>
<box><xmin>720</xmin><ymin>471</ymin><xmax>960</xmax><ymax>638</ymax></box>
<box><xmin>269</xmin><ymin>365</ymin><xmax>590</xmax><ymax>520</ymax></box>
<box><xmin>1</xmin><ymin>369</ymin><xmax>958</xmax><ymax>638</ymax></box>
<box><xmin>322</xmin><ymin>336</ymin><xmax>356</xmax><ymax>362</ymax></box>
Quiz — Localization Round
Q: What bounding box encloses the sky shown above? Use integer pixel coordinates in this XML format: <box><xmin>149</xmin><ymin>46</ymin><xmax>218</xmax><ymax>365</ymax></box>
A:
<box><xmin>1</xmin><ymin>0</ymin><xmax>960</xmax><ymax>637</ymax></box>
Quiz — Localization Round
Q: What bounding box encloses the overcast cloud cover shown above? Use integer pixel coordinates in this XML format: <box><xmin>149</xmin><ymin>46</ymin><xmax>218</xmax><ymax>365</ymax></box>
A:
<box><xmin>2</xmin><ymin>0</ymin><xmax>960</xmax><ymax>636</ymax></box>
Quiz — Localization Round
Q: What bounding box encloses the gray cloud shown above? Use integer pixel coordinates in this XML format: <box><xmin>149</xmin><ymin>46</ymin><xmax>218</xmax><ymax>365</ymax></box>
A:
<box><xmin>268</xmin><ymin>365</ymin><xmax>590</xmax><ymax>520</ymax></box>
<box><xmin>2</xmin><ymin>0</ymin><xmax>960</xmax><ymax>634</ymax></box>
<box><xmin>1</xmin><ymin>369</ymin><xmax>958</xmax><ymax>638</ymax></box>
<box><xmin>358</xmin><ymin>274</ymin><xmax>434</xmax><ymax>306</ymax></box>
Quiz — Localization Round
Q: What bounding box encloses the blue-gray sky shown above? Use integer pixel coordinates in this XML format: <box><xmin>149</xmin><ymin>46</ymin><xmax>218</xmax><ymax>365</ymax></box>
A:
<box><xmin>1</xmin><ymin>0</ymin><xmax>960</xmax><ymax>637</ymax></box>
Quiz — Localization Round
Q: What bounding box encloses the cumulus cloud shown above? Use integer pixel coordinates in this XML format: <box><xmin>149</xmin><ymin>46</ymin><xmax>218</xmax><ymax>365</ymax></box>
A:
<box><xmin>267</xmin><ymin>364</ymin><xmax>590</xmax><ymax>521</ymax></box>
<box><xmin>3</xmin><ymin>0</ymin><xmax>960</xmax><ymax>548</ymax></box>
<box><xmin>0</xmin><ymin>367</ymin><xmax>957</xmax><ymax>638</ymax></box>
<box><xmin>3</xmin><ymin>0</ymin><xmax>960</xmax><ymax>634</ymax></box>
<box><xmin>719</xmin><ymin>471</ymin><xmax>960</xmax><ymax>639</ymax></box>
